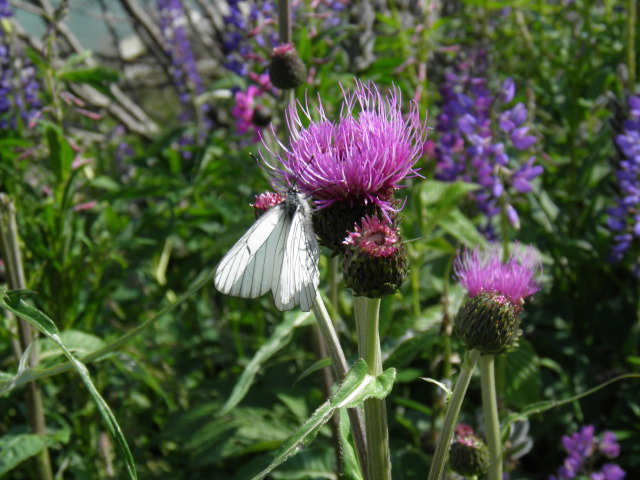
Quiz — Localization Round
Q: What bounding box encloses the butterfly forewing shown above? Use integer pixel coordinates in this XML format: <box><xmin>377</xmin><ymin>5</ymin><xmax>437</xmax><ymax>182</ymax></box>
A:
<box><xmin>214</xmin><ymin>205</ymin><xmax>288</xmax><ymax>298</ymax></box>
<box><xmin>215</xmin><ymin>189</ymin><xmax>320</xmax><ymax>312</ymax></box>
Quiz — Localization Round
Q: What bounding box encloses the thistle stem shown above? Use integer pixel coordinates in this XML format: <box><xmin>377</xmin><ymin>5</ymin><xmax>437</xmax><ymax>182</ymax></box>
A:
<box><xmin>312</xmin><ymin>295</ymin><xmax>368</xmax><ymax>478</ymax></box>
<box><xmin>354</xmin><ymin>296</ymin><xmax>390</xmax><ymax>480</ymax></box>
<box><xmin>427</xmin><ymin>349</ymin><xmax>480</xmax><ymax>480</ymax></box>
<box><xmin>0</xmin><ymin>194</ymin><xmax>54</xmax><ymax>480</ymax></box>
<box><xmin>479</xmin><ymin>354</ymin><xmax>502</xmax><ymax>480</ymax></box>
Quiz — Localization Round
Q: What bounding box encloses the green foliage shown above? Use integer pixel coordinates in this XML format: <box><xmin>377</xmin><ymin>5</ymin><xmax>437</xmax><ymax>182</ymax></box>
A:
<box><xmin>1</xmin><ymin>0</ymin><xmax>639</xmax><ymax>478</ymax></box>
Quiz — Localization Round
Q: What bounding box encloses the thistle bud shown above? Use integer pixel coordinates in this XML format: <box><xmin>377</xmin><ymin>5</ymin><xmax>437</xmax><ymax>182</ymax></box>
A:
<box><xmin>454</xmin><ymin>291</ymin><xmax>521</xmax><ymax>355</ymax></box>
<box><xmin>313</xmin><ymin>200</ymin><xmax>382</xmax><ymax>253</ymax></box>
<box><xmin>342</xmin><ymin>216</ymin><xmax>408</xmax><ymax>298</ymax></box>
<box><xmin>449</xmin><ymin>431</ymin><xmax>490</xmax><ymax>477</ymax></box>
<box><xmin>268</xmin><ymin>43</ymin><xmax>307</xmax><ymax>90</ymax></box>
<box><xmin>251</xmin><ymin>192</ymin><xmax>284</xmax><ymax>219</ymax></box>
<box><xmin>251</xmin><ymin>105</ymin><xmax>272</xmax><ymax>127</ymax></box>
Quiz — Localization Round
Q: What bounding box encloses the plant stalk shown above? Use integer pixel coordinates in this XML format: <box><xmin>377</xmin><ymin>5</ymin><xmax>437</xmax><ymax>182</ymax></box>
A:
<box><xmin>427</xmin><ymin>349</ymin><xmax>480</xmax><ymax>480</ymax></box>
<box><xmin>480</xmin><ymin>354</ymin><xmax>502</xmax><ymax>480</ymax></box>
<box><xmin>0</xmin><ymin>194</ymin><xmax>54</xmax><ymax>480</ymax></box>
<box><xmin>353</xmin><ymin>296</ymin><xmax>390</xmax><ymax>480</ymax></box>
<box><xmin>312</xmin><ymin>295</ymin><xmax>368</xmax><ymax>478</ymax></box>
<box><xmin>627</xmin><ymin>0</ymin><xmax>637</xmax><ymax>90</ymax></box>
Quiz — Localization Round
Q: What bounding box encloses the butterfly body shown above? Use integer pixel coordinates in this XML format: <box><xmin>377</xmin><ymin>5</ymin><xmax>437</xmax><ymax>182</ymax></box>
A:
<box><xmin>214</xmin><ymin>189</ymin><xmax>320</xmax><ymax>311</ymax></box>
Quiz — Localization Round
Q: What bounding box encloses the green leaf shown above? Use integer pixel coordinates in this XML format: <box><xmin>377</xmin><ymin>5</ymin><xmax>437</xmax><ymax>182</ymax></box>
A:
<box><xmin>339</xmin><ymin>409</ymin><xmax>363</xmax><ymax>480</ymax></box>
<box><xmin>0</xmin><ymin>292</ymin><xmax>137</xmax><ymax>480</ymax></box>
<box><xmin>250</xmin><ymin>359</ymin><xmax>396</xmax><ymax>480</ymax></box>
<box><xmin>418</xmin><ymin>180</ymin><xmax>478</xmax><ymax>236</ymax></box>
<box><xmin>439</xmin><ymin>209</ymin><xmax>488</xmax><ymax>248</ymax></box>
<box><xmin>219</xmin><ymin>311</ymin><xmax>314</xmax><ymax>416</ymax></box>
<box><xmin>45</xmin><ymin>124</ymin><xmax>73</xmax><ymax>184</ymax></box>
<box><xmin>0</xmin><ymin>433</ymin><xmax>55</xmax><ymax>476</ymax></box>
<box><xmin>58</xmin><ymin>66</ymin><xmax>120</xmax><ymax>95</ymax></box>
<box><xmin>504</xmin><ymin>340</ymin><xmax>541</xmax><ymax>408</ymax></box>
<box><xmin>0</xmin><ymin>267</ymin><xmax>214</xmax><ymax>395</ymax></box>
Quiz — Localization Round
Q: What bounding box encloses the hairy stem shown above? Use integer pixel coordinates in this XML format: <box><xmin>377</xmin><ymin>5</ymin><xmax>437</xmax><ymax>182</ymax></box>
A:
<box><xmin>480</xmin><ymin>355</ymin><xmax>503</xmax><ymax>480</ymax></box>
<box><xmin>428</xmin><ymin>349</ymin><xmax>480</xmax><ymax>480</ymax></box>
<box><xmin>354</xmin><ymin>296</ymin><xmax>390</xmax><ymax>480</ymax></box>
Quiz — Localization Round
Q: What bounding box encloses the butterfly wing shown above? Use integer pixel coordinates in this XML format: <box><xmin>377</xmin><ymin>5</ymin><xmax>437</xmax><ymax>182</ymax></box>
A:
<box><xmin>214</xmin><ymin>205</ymin><xmax>290</xmax><ymax>299</ymax></box>
<box><xmin>274</xmin><ymin>195</ymin><xmax>320</xmax><ymax>312</ymax></box>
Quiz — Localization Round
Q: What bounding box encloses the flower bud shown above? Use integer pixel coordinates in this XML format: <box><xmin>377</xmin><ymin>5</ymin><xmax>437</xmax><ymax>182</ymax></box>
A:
<box><xmin>342</xmin><ymin>216</ymin><xmax>408</xmax><ymax>298</ymax></box>
<box><xmin>454</xmin><ymin>290</ymin><xmax>522</xmax><ymax>355</ymax></box>
<box><xmin>312</xmin><ymin>200</ymin><xmax>383</xmax><ymax>253</ymax></box>
<box><xmin>252</xmin><ymin>192</ymin><xmax>284</xmax><ymax>218</ymax></box>
<box><xmin>268</xmin><ymin>43</ymin><xmax>307</xmax><ymax>90</ymax></box>
<box><xmin>449</xmin><ymin>432</ymin><xmax>490</xmax><ymax>477</ymax></box>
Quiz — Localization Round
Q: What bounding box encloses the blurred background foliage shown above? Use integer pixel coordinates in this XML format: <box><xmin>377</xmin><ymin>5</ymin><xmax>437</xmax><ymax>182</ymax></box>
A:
<box><xmin>0</xmin><ymin>0</ymin><xmax>639</xmax><ymax>479</ymax></box>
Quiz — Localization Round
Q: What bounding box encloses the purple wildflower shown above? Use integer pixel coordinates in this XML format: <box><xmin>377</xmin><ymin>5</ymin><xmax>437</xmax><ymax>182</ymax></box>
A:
<box><xmin>434</xmin><ymin>53</ymin><xmax>542</xmax><ymax>237</ymax></box>
<box><xmin>222</xmin><ymin>0</ymin><xmax>278</xmax><ymax>76</ymax></box>
<box><xmin>231</xmin><ymin>73</ymin><xmax>273</xmax><ymax>138</ymax></box>
<box><xmin>454</xmin><ymin>244</ymin><xmax>542</xmax><ymax>304</ymax></box>
<box><xmin>265</xmin><ymin>80</ymin><xmax>426</xmax><ymax>215</ymax></box>
<box><xmin>343</xmin><ymin>216</ymin><xmax>401</xmax><ymax>258</ymax></box>
<box><xmin>157</xmin><ymin>0</ymin><xmax>203</xmax><ymax>99</ymax></box>
<box><xmin>607</xmin><ymin>95</ymin><xmax>640</xmax><ymax>274</ymax></box>
<box><xmin>550</xmin><ymin>426</ymin><xmax>625</xmax><ymax>480</ymax></box>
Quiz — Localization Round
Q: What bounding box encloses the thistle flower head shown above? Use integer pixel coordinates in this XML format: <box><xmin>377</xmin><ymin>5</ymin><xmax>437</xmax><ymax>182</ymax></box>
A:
<box><xmin>262</xmin><ymin>80</ymin><xmax>426</xmax><ymax>250</ymax></box>
<box><xmin>343</xmin><ymin>215</ymin><xmax>400</xmax><ymax>257</ymax></box>
<box><xmin>453</xmin><ymin>243</ymin><xmax>542</xmax><ymax>354</ymax></box>
<box><xmin>267</xmin><ymin>79</ymin><xmax>426</xmax><ymax>213</ymax></box>
<box><xmin>342</xmin><ymin>215</ymin><xmax>408</xmax><ymax>298</ymax></box>
<box><xmin>454</xmin><ymin>243</ymin><xmax>542</xmax><ymax>304</ymax></box>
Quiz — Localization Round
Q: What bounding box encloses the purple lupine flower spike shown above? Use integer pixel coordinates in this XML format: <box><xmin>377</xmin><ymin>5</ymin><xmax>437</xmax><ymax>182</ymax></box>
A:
<box><xmin>607</xmin><ymin>94</ymin><xmax>640</xmax><ymax>274</ymax></box>
<box><xmin>550</xmin><ymin>426</ymin><xmax>625</xmax><ymax>480</ymax></box>
<box><xmin>434</xmin><ymin>53</ymin><xmax>542</xmax><ymax>236</ymax></box>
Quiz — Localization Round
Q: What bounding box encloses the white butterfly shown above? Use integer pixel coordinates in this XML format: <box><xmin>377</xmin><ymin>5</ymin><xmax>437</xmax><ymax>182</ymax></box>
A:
<box><xmin>214</xmin><ymin>188</ymin><xmax>320</xmax><ymax>312</ymax></box>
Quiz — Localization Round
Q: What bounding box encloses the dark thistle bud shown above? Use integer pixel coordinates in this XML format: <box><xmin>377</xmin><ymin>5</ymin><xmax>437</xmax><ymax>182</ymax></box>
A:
<box><xmin>268</xmin><ymin>43</ymin><xmax>307</xmax><ymax>90</ymax></box>
<box><xmin>342</xmin><ymin>216</ymin><xmax>408</xmax><ymax>298</ymax></box>
<box><xmin>453</xmin><ymin>244</ymin><xmax>541</xmax><ymax>354</ymax></box>
<box><xmin>251</xmin><ymin>104</ymin><xmax>272</xmax><ymax>127</ymax></box>
<box><xmin>449</xmin><ymin>429</ymin><xmax>490</xmax><ymax>477</ymax></box>
<box><xmin>313</xmin><ymin>200</ymin><xmax>383</xmax><ymax>253</ymax></box>
<box><xmin>454</xmin><ymin>291</ymin><xmax>522</xmax><ymax>355</ymax></box>
<box><xmin>251</xmin><ymin>192</ymin><xmax>284</xmax><ymax>219</ymax></box>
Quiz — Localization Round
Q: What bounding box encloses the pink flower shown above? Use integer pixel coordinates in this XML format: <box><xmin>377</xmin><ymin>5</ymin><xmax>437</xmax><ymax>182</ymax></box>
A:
<box><xmin>454</xmin><ymin>243</ymin><xmax>542</xmax><ymax>304</ymax></box>
<box><xmin>264</xmin><ymin>80</ymin><xmax>427</xmax><ymax>215</ymax></box>
<box><xmin>343</xmin><ymin>216</ymin><xmax>401</xmax><ymax>258</ymax></box>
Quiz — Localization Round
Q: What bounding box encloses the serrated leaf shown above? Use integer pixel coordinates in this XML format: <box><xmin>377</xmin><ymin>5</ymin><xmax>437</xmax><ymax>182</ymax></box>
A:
<box><xmin>339</xmin><ymin>409</ymin><xmax>363</xmax><ymax>480</ymax></box>
<box><xmin>219</xmin><ymin>311</ymin><xmax>314</xmax><ymax>416</ymax></box>
<box><xmin>251</xmin><ymin>359</ymin><xmax>396</xmax><ymax>480</ymax></box>
<box><xmin>0</xmin><ymin>292</ymin><xmax>137</xmax><ymax>480</ymax></box>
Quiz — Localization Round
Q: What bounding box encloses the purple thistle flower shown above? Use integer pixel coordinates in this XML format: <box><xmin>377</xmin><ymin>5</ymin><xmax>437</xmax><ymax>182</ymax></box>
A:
<box><xmin>265</xmin><ymin>80</ymin><xmax>426</xmax><ymax>215</ymax></box>
<box><xmin>607</xmin><ymin>94</ymin><xmax>640</xmax><ymax>273</ymax></box>
<box><xmin>454</xmin><ymin>243</ymin><xmax>542</xmax><ymax>304</ymax></box>
<box><xmin>434</xmin><ymin>53</ymin><xmax>542</xmax><ymax>236</ymax></box>
<box><xmin>343</xmin><ymin>216</ymin><xmax>401</xmax><ymax>258</ymax></box>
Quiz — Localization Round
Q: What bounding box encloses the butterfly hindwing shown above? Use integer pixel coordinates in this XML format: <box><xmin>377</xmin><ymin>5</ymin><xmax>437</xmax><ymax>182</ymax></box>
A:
<box><xmin>275</xmin><ymin>194</ymin><xmax>320</xmax><ymax>312</ymax></box>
